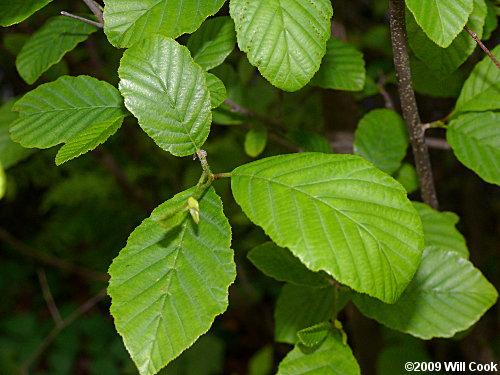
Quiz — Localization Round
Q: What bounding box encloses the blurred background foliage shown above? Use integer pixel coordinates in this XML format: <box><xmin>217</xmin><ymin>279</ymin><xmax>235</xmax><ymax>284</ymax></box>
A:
<box><xmin>0</xmin><ymin>0</ymin><xmax>498</xmax><ymax>374</ymax></box>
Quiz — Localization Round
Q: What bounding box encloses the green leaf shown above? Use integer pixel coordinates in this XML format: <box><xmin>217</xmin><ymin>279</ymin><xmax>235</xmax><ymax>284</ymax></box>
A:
<box><xmin>205</xmin><ymin>73</ymin><xmax>226</xmax><ymax>109</ymax></box>
<box><xmin>231</xmin><ymin>153</ymin><xmax>423</xmax><ymax>303</ymax></box>
<box><xmin>118</xmin><ymin>36</ymin><xmax>212</xmax><ymax>157</ymax></box>
<box><xmin>482</xmin><ymin>0</ymin><xmax>498</xmax><ymax>41</ymax></box>
<box><xmin>0</xmin><ymin>0</ymin><xmax>53</xmax><ymax>26</ymax></box>
<box><xmin>405</xmin><ymin>0</ymin><xmax>474</xmax><ymax>48</ymax></box>
<box><xmin>410</xmin><ymin>56</ymin><xmax>466</xmax><ymax>98</ymax></box>
<box><xmin>244</xmin><ymin>129</ymin><xmax>267</xmax><ymax>158</ymax></box>
<box><xmin>103</xmin><ymin>0</ymin><xmax>226</xmax><ymax>48</ymax></box>
<box><xmin>413</xmin><ymin>202</ymin><xmax>468</xmax><ymax>258</ymax></box>
<box><xmin>247</xmin><ymin>242</ymin><xmax>330</xmax><ymax>288</ymax></box>
<box><xmin>393</xmin><ymin>163</ymin><xmax>419</xmax><ymax>194</ymax></box>
<box><xmin>353</xmin><ymin>109</ymin><xmax>409</xmax><ymax>174</ymax></box>
<box><xmin>248</xmin><ymin>345</ymin><xmax>273</xmax><ymax>375</ymax></box>
<box><xmin>55</xmin><ymin>116</ymin><xmax>123</xmax><ymax>166</ymax></box>
<box><xmin>287</xmin><ymin>131</ymin><xmax>333</xmax><ymax>154</ymax></box>
<box><xmin>297</xmin><ymin>322</ymin><xmax>331</xmax><ymax>347</ymax></box>
<box><xmin>353</xmin><ymin>247</ymin><xmax>498</xmax><ymax>339</ymax></box>
<box><xmin>108</xmin><ymin>187</ymin><xmax>236</xmax><ymax>375</ymax></box>
<box><xmin>0</xmin><ymin>100</ymin><xmax>33</xmax><ymax>169</ymax></box>
<box><xmin>277</xmin><ymin>329</ymin><xmax>360</xmax><ymax>375</ymax></box>
<box><xmin>275</xmin><ymin>284</ymin><xmax>336</xmax><ymax>344</ymax></box>
<box><xmin>230</xmin><ymin>0</ymin><xmax>333</xmax><ymax>91</ymax></box>
<box><xmin>311</xmin><ymin>38</ymin><xmax>366</xmax><ymax>91</ymax></box>
<box><xmin>454</xmin><ymin>45</ymin><xmax>500</xmax><ymax>114</ymax></box>
<box><xmin>0</xmin><ymin>161</ymin><xmax>5</xmax><ymax>200</ymax></box>
<box><xmin>162</xmin><ymin>334</ymin><xmax>225</xmax><ymax>375</ymax></box>
<box><xmin>407</xmin><ymin>0</ymin><xmax>487</xmax><ymax>78</ymax></box>
<box><xmin>10</xmin><ymin>76</ymin><xmax>127</xmax><ymax>163</ymax></box>
<box><xmin>16</xmin><ymin>16</ymin><xmax>97</xmax><ymax>85</ymax></box>
<box><xmin>447</xmin><ymin>111</ymin><xmax>500</xmax><ymax>185</ymax></box>
<box><xmin>187</xmin><ymin>16</ymin><xmax>236</xmax><ymax>71</ymax></box>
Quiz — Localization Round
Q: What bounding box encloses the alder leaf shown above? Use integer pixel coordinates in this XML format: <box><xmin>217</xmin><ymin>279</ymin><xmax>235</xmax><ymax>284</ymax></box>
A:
<box><xmin>231</xmin><ymin>153</ymin><xmax>424</xmax><ymax>303</ymax></box>
<box><xmin>277</xmin><ymin>329</ymin><xmax>360</xmax><ymax>375</ymax></box>
<box><xmin>405</xmin><ymin>0</ymin><xmax>474</xmax><ymax>48</ymax></box>
<box><xmin>187</xmin><ymin>16</ymin><xmax>236</xmax><ymax>71</ymax></box>
<box><xmin>353</xmin><ymin>247</ymin><xmax>498</xmax><ymax>339</ymax></box>
<box><xmin>407</xmin><ymin>0</ymin><xmax>487</xmax><ymax>78</ymax></box>
<box><xmin>119</xmin><ymin>36</ymin><xmax>212</xmax><ymax>157</ymax></box>
<box><xmin>108</xmin><ymin>187</ymin><xmax>236</xmax><ymax>375</ymax></box>
<box><xmin>447</xmin><ymin>111</ymin><xmax>500</xmax><ymax>185</ymax></box>
<box><xmin>230</xmin><ymin>0</ymin><xmax>333</xmax><ymax>91</ymax></box>
<box><xmin>244</xmin><ymin>129</ymin><xmax>267</xmax><ymax>158</ymax></box>
<box><xmin>103</xmin><ymin>0</ymin><xmax>227</xmax><ymax>48</ymax></box>
<box><xmin>55</xmin><ymin>116</ymin><xmax>123</xmax><ymax>166</ymax></box>
<box><xmin>248</xmin><ymin>242</ymin><xmax>330</xmax><ymax>288</ymax></box>
<box><xmin>0</xmin><ymin>100</ymin><xmax>33</xmax><ymax>169</ymax></box>
<box><xmin>10</xmin><ymin>76</ymin><xmax>127</xmax><ymax>163</ymax></box>
<box><xmin>353</xmin><ymin>109</ymin><xmax>409</xmax><ymax>174</ymax></box>
<box><xmin>16</xmin><ymin>16</ymin><xmax>97</xmax><ymax>84</ymax></box>
<box><xmin>0</xmin><ymin>0</ymin><xmax>53</xmax><ymax>26</ymax></box>
<box><xmin>205</xmin><ymin>73</ymin><xmax>226</xmax><ymax>109</ymax></box>
<box><xmin>413</xmin><ymin>202</ymin><xmax>468</xmax><ymax>258</ymax></box>
<box><xmin>275</xmin><ymin>283</ymin><xmax>336</xmax><ymax>344</ymax></box>
<box><xmin>454</xmin><ymin>45</ymin><xmax>500</xmax><ymax>115</ymax></box>
<box><xmin>311</xmin><ymin>38</ymin><xmax>366</xmax><ymax>91</ymax></box>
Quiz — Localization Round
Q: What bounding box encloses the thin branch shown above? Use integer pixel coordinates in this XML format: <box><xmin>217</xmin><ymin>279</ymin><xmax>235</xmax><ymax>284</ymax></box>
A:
<box><xmin>0</xmin><ymin>228</ymin><xmax>109</xmax><ymax>282</ymax></box>
<box><xmin>389</xmin><ymin>0</ymin><xmax>439</xmax><ymax>209</ymax></box>
<box><xmin>21</xmin><ymin>289</ymin><xmax>107</xmax><ymax>375</ymax></box>
<box><xmin>60</xmin><ymin>11</ymin><xmax>103</xmax><ymax>28</ymax></box>
<box><xmin>464</xmin><ymin>26</ymin><xmax>500</xmax><ymax>69</ymax></box>
<box><xmin>83</xmin><ymin>0</ymin><xmax>104</xmax><ymax>24</ymax></box>
<box><xmin>223</xmin><ymin>99</ymin><xmax>301</xmax><ymax>151</ymax></box>
<box><xmin>224</xmin><ymin>99</ymin><xmax>287</xmax><ymax>132</ymax></box>
<box><xmin>377</xmin><ymin>75</ymin><xmax>395</xmax><ymax>110</ymax></box>
<box><xmin>37</xmin><ymin>268</ymin><xmax>63</xmax><ymax>326</ymax></box>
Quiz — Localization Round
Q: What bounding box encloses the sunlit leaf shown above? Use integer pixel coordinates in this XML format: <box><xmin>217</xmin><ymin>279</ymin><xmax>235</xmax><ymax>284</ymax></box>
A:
<box><xmin>354</xmin><ymin>247</ymin><xmax>498</xmax><ymax>339</ymax></box>
<box><xmin>118</xmin><ymin>36</ymin><xmax>211</xmax><ymax>156</ymax></box>
<box><xmin>230</xmin><ymin>0</ymin><xmax>333</xmax><ymax>91</ymax></box>
<box><xmin>231</xmin><ymin>153</ymin><xmax>423</xmax><ymax>303</ymax></box>
<box><xmin>16</xmin><ymin>16</ymin><xmax>97</xmax><ymax>84</ymax></box>
<box><xmin>103</xmin><ymin>0</ymin><xmax>226</xmax><ymax>48</ymax></box>
<box><xmin>108</xmin><ymin>187</ymin><xmax>236</xmax><ymax>375</ymax></box>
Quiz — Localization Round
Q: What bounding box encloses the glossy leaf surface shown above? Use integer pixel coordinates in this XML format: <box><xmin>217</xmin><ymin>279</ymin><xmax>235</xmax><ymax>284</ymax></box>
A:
<box><xmin>454</xmin><ymin>44</ymin><xmax>500</xmax><ymax>114</ymax></box>
<box><xmin>354</xmin><ymin>247</ymin><xmax>498</xmax><ymax>339</ymax></box>
<box><xmin>311</xmin><ymin>38</ymin><xmax>366</xmax><ymax>91</ymax></box>
<box><xmin>0</xmin><ymin>0</ymin><xmax>53</xmax><ymax>26</ymax></box>
<box><xmin>230</xmin><ymin>0</ymin><xmax>333</xmax><ymax>91</ymax></box>
<box><xmin>353</xmin><ymin>109</ymin><xmax>409</xmax><ymax>174</ymax></box>
<box><xmin>10</xmin><ymin>76</ymin><xmax>127</xmax><ymax>163</ymax></box>
<box><xmin>447</xmin><ymin>111</ymin><xmax>500</xmax><ymax>185</ymax></box>
<box><xmin>407</xmin><ymin>0</ymin><xmax>486</xmax><ymax>77</ymax></box>
<box><xmin>405</xmin><ymin>0</ymin><xmax>474</xmax><ymax>47</ymax></box>
<box><xmin>119</xmin><ymin>36</ymin><xmax>212</xmax><ymax>156</ymax></box>
<box><xmin>413</xmin><ymin>202</ymin><xmax>468</xmax><ymax>258</ymax></box>
<box><xmin>103</xmin><ymin>0</ymin><xmax>226</xmax><ymax>48</ymax></box>
<box><xmin>16</xmin><ymin>16</ymin><xmax>97</xmax><ymax>84</ymax></box>
<box><xmin>108</xmin><ymin>187</ymin><xmax>236</xmax><ymax>375</ymax></box>
<box><xmin>187</xmin><ymin>16</ymin><xmax>236</xmax><ymax>71</ymax></box>
<box><xmin>277</xmin><ymin>329</ymin><xmax>360</xmax><ymax>375</ymax></box>
<box><xmin>248</xmin><ymin>242</ymin><xmax>330</xmax><ymax>288</ymax></box>
<box><xmin>232</xmin><ymin>153</ymin><xmax>423</xmax><ymax>303</ymax></box>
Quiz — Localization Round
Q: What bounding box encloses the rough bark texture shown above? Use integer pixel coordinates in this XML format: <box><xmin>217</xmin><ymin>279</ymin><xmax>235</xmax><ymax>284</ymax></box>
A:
<box><xmin>389</xmin><ymin>0</ymin><xmax>439</xmax><ymax>209</ymax></box>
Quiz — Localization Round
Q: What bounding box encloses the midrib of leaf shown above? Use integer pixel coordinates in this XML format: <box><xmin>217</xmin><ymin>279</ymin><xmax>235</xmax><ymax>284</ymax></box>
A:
<box><xmin>20</xmin><ymin>105</ymin><xmax>121</xmax><ymax>115</ymax></box>
<box><xmin>140</xmin><ymin>51</ymin><xmax>201</xmax><ymax>151</ymax></box>
<box><xmin>233</xmin><ymin>171</ymin><xmax>411</xmax><ymax>283</ymax></box>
